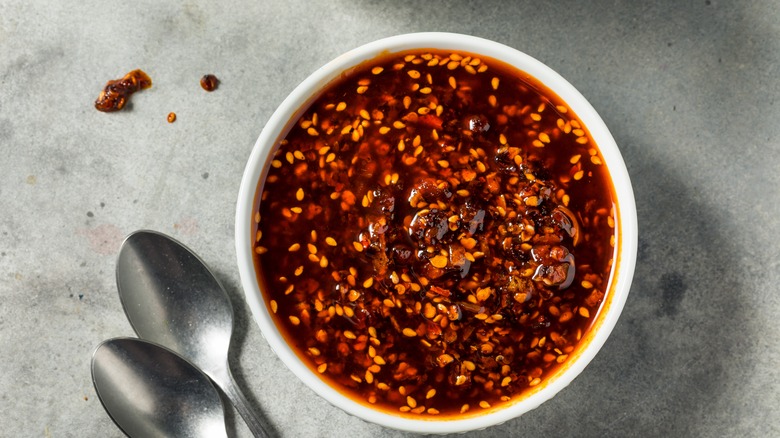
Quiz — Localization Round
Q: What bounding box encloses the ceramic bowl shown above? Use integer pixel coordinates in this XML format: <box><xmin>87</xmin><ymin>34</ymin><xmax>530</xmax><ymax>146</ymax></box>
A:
<box><xmin>236</xmin><ymin>32</ymin><xmax>637</xmax><ymax>434</ymax></box>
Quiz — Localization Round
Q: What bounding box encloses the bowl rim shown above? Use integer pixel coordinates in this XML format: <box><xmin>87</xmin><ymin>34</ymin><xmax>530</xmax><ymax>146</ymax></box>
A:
<box><xmin>236</xmin><ymin>31</ymin><xmax>638</xmax><ymax>434</ymax></box>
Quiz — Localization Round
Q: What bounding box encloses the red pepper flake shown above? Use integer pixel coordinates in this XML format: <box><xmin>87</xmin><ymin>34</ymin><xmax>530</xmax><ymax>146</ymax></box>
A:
<box><xmin>418</xmin><ymin>114</ymin><xmax>443</xmax><ymax>130</ymax></box>
<box><xmin>429</xmin><ymin>285</ymin><xmax>451</xmax><ymax>298</ymax></box>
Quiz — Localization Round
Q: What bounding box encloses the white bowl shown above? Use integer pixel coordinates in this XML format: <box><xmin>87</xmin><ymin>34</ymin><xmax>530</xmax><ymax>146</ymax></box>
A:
<box><xmin>236</xmin><ymin>32</ymin><xmax>637</xmax><ymax>434</ymax></box>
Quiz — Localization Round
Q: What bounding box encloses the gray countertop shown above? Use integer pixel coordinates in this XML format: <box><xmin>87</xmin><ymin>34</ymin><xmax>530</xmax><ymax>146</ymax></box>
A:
<box><xmin>2</xmin><ymin>1</ymin><xmax>779</xmax><ymax>437</ymax></box>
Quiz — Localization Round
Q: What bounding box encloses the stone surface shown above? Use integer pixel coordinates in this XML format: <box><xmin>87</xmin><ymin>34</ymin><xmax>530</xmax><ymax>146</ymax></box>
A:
<box><xmin>1</xmin><ymin>0</ymin><xmax>778</xmax><ymax>437</ymax></box>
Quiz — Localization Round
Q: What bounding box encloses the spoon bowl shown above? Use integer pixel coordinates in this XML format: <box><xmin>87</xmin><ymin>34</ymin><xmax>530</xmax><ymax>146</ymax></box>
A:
<box><xmin>116</xmin><ymin>230</ymin><xmax>270</xmax><ymax>437</ymax></box>
<box><xmin>116</xmin><ymin>230</ymin><xmax>232</xmax><ymax>379</ymax></box>
<box><xmin>91</xmin><ymin>337</ymin><xmax>228</xmax><ymax>438</ymax></box>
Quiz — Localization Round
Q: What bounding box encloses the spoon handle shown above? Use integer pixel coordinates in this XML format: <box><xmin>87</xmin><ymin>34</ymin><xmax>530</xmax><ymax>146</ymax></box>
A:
<box><xmin>212</xmin><ymin>365</ymin><xmax>273</xmax><ymax>438</ymax></box>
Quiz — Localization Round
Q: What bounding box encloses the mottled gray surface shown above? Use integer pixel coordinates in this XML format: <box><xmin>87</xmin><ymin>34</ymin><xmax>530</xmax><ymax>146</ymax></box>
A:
<box><xmin>1</xmin><ymin>0</ymin><xmax>778</xmax><ymax>437</ymax></box>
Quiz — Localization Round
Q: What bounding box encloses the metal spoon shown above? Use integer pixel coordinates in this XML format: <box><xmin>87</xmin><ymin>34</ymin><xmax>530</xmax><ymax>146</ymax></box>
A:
<box><xmin>91</xmin><ymin>337</ymin><xmax>228</xmax><ymax>438</ymax></box>
<box><xmin>116</xmin><ymin>230</ymin><xmax>271</xmax><ymax>437</ymax></box>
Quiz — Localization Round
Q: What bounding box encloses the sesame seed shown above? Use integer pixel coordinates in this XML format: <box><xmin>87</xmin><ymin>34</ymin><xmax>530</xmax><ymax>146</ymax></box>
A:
<box><xmin>437</xmin><ymin>353</ymin><xmax>454</xmax><ymax>366</ymax></box>
<box><xmin>430</xmin><ymin>255</ymin><xmax>448</xmax><ymax>268</ymax></box>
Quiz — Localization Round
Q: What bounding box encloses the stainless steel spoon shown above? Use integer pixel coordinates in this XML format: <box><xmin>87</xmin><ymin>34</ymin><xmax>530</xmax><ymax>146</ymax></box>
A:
<box><xmin>91</xmin><ymin>337</ymin><xmax>228</xmax><ymax>438</ymax></box>
<box><xmin>116</xmin><ymin>230</ymin><xmax>271</xmax><ymax>437</ymax></box>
